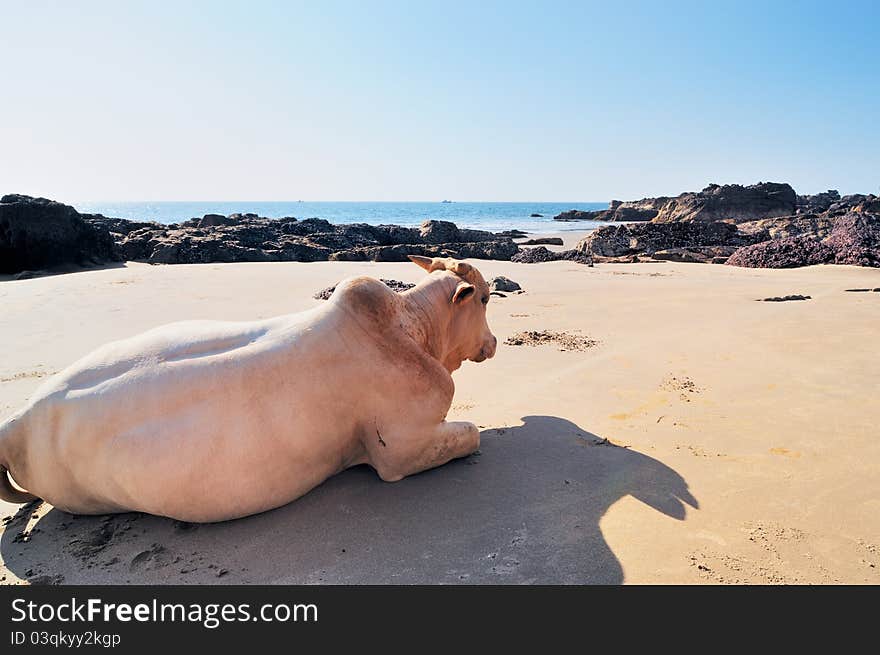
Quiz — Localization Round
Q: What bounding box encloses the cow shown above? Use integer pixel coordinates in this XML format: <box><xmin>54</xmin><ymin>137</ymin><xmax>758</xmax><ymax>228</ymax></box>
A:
<box><xmin>0</xmin><ymin>256</ymin><xmax>497</xmax><ymax>523</ymax></box>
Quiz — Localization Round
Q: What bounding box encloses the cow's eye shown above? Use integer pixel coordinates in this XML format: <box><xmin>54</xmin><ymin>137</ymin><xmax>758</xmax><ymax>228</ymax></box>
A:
<box><xmin>481</xmin><ymin>296</ymin><xmax>489</xmax><ymax>305</ymax></box>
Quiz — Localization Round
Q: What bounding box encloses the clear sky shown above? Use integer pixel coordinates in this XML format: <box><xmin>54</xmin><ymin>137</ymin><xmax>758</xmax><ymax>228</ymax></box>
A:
<box><xmin>1</xmin><ymin>0</ymin><xmax>877</xmax><ymax>201</ymax></box>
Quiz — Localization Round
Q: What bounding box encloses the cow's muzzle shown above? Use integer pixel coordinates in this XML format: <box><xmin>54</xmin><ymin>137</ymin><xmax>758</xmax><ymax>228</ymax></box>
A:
<box><xmin>474</xmin><ymin>335</ymin><xmax>497</xmax><ymax>362</ymax></box>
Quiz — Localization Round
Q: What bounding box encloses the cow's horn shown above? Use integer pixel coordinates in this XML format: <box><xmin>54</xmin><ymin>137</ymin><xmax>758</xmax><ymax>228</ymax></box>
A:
<box><xmin>450</xmin><ymin>260</ymin><xmax>472</xmax><ymax>276</ymax></box>
<box><xmin>407</xmin><ymin>255</ymin><xmax>436</xmax><ymax>272</ymax></box>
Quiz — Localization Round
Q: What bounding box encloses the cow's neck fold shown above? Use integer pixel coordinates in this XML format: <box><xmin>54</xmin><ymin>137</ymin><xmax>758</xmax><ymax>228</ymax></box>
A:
<box><xmin>402</xmin><ymin>277</ymin><xmax>459</xmax><ymax>373</ymax></box>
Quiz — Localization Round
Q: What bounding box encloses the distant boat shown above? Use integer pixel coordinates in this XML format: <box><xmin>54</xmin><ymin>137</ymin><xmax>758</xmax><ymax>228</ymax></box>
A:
<box><xmin>440</xmin><ymin>200</ymin><xmax>453</xmax><ymax>203</ymax></box>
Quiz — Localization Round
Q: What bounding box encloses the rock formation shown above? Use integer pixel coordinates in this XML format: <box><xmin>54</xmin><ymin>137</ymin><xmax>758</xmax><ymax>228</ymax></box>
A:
<box><xmin>796</xmin><ymin>190</ymin><xmax>840</xmax><ymax>214</ymax></box>
<box><xmin>4</xmin><ymin>187</ymin><xmax>877</xmax><ymax>274</ymax></box>
<box><xmin>0</xmin><ymin>195</ymin><xmax>119</xmax><ymax>274</ymax></box>
<box><xmin>89</xmin><ymin>215</ymin><xmax>518</xmax><ymax>265</ymax></box>
<box><xmin>726</xmin><ymin>212</ymin><xmax>880</xmax><ymax>269</ymax></box>
<box><xmin>551</xmin><ymin>182</ymin><xmax>879</xmax><ymax>268</ymax></box>
<box><xmin>511</xmin><ymin>246</ymin><xmax>593</xmax><ymax>265</ymax></box>
<box><xmin>488</xmin><ymin>276</ymin><xmax>522</xmax><ymax>292</ymax></box>
<box><xmin>574</xmin><ymin>221</ymin><xmax>760</xmax><ymax>259</ymax></box>
<box><xmin>555</xmin><ymin>182</ymin><xmax>797</xmax><ymax>224</ymax></box>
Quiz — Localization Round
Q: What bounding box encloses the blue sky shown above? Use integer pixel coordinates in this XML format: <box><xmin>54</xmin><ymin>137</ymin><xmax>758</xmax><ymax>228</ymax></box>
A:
<box><xmin>1</xmin><ymin>1</ymin><xmax>877</xmax><ymax>201</ymax></box>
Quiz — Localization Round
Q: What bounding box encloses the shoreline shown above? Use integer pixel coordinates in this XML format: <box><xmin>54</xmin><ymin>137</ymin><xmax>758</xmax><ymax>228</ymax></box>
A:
<box><xmin>4</xmin><ymin>193</ymin><xmax>877</xmax><ymax>276</ymax></box>
<box><xmin>69</xmin><ymin>199</ymin><xmax>611</xmax><ymax>234</ymax></box>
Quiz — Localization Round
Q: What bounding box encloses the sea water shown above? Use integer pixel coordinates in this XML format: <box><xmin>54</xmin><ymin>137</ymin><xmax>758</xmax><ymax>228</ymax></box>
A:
<box><xmin>72</xmin><ymin>201</ymin><xmax>609</xmax><ymax>234</ymax></box>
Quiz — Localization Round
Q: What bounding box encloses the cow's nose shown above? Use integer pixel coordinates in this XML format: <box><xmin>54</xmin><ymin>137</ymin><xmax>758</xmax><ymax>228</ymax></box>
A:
<box><xmin>486</xmin><ymin>335</ymin><xmax>497</xmax><ymax>358</ymax></box>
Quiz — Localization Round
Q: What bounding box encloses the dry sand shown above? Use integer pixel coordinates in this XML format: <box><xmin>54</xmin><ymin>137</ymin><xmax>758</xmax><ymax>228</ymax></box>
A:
<box><xmin>1</xmin><ymin>256</ymin><xmax>879</xmax><ymax>584</ymax></box>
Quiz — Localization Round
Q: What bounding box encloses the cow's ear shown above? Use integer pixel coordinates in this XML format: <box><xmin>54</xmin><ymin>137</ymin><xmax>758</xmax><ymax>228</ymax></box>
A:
<box><xmin>408</xmin><ymin>255</ymin><xmax>434</xmax><ymax>272</ymax></box>
<box><xmin>452</xmin><ymin>282</ymin><xmax>476</xmax><ymax>304</ymax></box>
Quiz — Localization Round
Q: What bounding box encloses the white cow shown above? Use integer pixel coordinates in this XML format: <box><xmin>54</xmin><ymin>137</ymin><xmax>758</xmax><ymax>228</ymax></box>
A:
<box><xmin>0</xmin><ymin>256</ymin><xmax>496</xmax><ymax>522</ymax></box>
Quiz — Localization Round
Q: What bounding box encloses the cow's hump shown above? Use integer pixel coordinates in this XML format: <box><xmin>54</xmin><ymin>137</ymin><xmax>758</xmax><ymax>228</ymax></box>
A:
<box><xmin>332</xmin><ymin>276</ymin><xmax>401</xmax><ymax>328</ymax></box>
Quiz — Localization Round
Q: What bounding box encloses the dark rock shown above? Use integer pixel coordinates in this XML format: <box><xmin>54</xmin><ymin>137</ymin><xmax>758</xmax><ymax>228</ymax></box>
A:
<box><xmin>827</xmin><ymin>194</ymin><xmax>880</xmax><ymax>214</ymax></box>
<box><xmin>797</xmin><ymin>190</ymin><xmax>840</xmax><ymax>214</ymax></box>
<box><xmin>0</xmin><ymin>195</ymin><xmax>119</xmax><ymax>274</ymax></box>
<box><xmin>651</xmin><ymin>246</ymin><xmax>739</xmax><ymax>264</ymax></box>
<box><xmin>76</xmin><ymin>210</ymin><xmax>518</xmax><ymax>266</ymax></box>
<box><xmin>274</xmin><ymin>242</ymin><xmax>331</xmax><ymax>262</ymax></box>
<box><xmin>330</xmin><ymin>240</ymin><xmax>517</xmax><ymax>263</ymax></box>
<box><xmin>824</xmin><ymin>212</ymin><xmax>880</xmax><ymax>267</ymax></box>
<box><xmin>82</xmin><ymin>215</ymin><xmax>161</xmax><ymax>237</ymax></box>
<box><xmin>575</xmin><ymin>221</ymin><xmax>755</xmax><ymax>258</ymax></box>
<box><xmin>489</xmin><ymin>276</ymin><xmax>521</xmax><ymax>292</ymax></box>
<box><xmin>554</xmin><ymin>209</ymin><xmax>599</xmax><ymax>222</ymax></box>
<box><xmin>344</xmin><ymin>244</ymin><xmax>430</xmax><ymax>262</ymax></box>
<box><xmin>760</xmin><ymin>295</ymin><xmax>811</xmax><ymax>302</ymax></box>
<box><xmin>280</xmin><ymin>217</ymin><xmax>334</xmax><ymax>236</ymax></box>
<box><xmin>652</xmin><ymin>182</ymin><xmax>796</xmax><ymax>223</ymax></box>
<box><xmin>511</xmin><ymin>246</ymin><xmax>560</xmax><ymax>263</ymax></box>
<box><xmin>419</xmin><ymin>219</ymin><xmax>460</xmax><ymax>244</ymax></box>
<box><xmin>554</xmin><ymin>198</ymin><xmax>669</xmax><ymax>223</ymax></box>
<box><xmin>179</xmin><ymin>214</ymin><xmax>242</xmax><ymax>228</ymax></box>
<box><xmin>855</xmin><ymin>196</ymin><xmax>880</xmax><ymax>214</ymax></box>
<box><xmin>554</xmin><ymin>209</ymin><xmax>606</xmax><ymax>222</ymax></box>
<box><xmin>147</xmin><ymin>236</ymin><xmax>275</xmax><ymax>264</ymax></box>
<box><xmin>726</xmin><ymin>236</ymin><xmax>834</xmax><ymax>269</ymax></box>
<box><xmin>561</xmin><ymin>250</ymin><xmax>596</xmax><ymax>265</ymax></box>
<box><xmin>496</xmin><ymin>229</ymin><xmax>529</xmax><ymax>238</ymax></box>
<box><xmin>458</xmin><ymin>227</ymin><xmax>502</xmax><ymax>243</ymax></box>
<box><xmin>737</xmin><ymin>213</ymin><xmax>833</xmax><ymax>240</ymax></box>
<box><xmin>519</xmin><ymin>237</ymin><xmax>563</xmax><ymax>246</ymax></box>
<box><xmin>510</xmin><ymin>246</ymin><xmax>593</xmax><ymax>266</ymax></box>
<box><xmin>727</xmin><ymin>211</ymin><xmax>880</xmax><ymax>269</ymax></box>
<box><xmin>445</xmin><ymin>241</ymin><xmax>518</xmax><ymax>260</ymax></box>
<box><xmin>530</xmin><ymin>213</ymin><xmax>543</xmax><ymax>217</ymax></box>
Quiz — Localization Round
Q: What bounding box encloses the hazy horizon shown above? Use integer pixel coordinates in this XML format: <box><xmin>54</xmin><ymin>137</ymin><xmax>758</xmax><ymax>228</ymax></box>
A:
<box><xmin>2</xmin><ymin>1</ymin><xmax>878</xmax><ymax>202</ymax></box>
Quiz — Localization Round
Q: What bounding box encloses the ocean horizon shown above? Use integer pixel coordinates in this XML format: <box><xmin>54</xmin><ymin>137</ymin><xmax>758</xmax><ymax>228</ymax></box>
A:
<box><xmin>72</xmin><ymin>201</ymin><xmax>609</xmax><ymax>234</ymax></box>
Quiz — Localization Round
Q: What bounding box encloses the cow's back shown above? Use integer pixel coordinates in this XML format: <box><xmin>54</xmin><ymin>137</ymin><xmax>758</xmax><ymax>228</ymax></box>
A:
<box><xmin>8</xmin><ymin>303</ymin><xmax>372</xmax><ymax>519</ymax></box>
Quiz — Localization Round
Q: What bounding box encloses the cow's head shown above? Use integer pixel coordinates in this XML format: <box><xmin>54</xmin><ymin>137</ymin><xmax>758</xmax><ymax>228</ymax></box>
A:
<box><xmin>408</xmin><ymin>255</ymin><xmax>497</xmax><ymax>369</ymax></box>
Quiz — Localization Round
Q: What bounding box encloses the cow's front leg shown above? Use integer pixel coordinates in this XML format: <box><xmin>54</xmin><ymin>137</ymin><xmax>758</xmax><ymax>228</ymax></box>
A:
<box><xmin>367</xmin><ymin>420</ymin><xmax>479</xmax><ymax>482</ymax></box>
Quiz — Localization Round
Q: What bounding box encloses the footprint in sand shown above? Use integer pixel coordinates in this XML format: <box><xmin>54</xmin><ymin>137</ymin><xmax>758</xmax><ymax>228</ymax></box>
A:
<box><xmin>67</xmin><ymin>518</ymin><xmax>117</xmax><ymax>561</ymax></box>
<box><xmin>130</xmin><ymin>543</ymin><xmax>171</xmax><ymax>572</ymax></box>
<box><xmin>27</xmin><ymin>574</ymin><xmax>65</xmax><ymax>585</ymax></box>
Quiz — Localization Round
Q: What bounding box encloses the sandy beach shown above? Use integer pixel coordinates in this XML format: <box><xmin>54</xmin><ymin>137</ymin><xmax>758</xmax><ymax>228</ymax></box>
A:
<box><xmin>1</xmin><ymin>256</ymin><xmax>879</xmax><ymax>584</ymax></box>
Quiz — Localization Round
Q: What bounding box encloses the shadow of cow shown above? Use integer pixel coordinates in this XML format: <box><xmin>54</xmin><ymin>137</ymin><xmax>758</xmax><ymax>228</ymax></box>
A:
<box><xmin>1</xmin><ymin>415</ymin><xmax>697</xmax><ymax>584</ymax></box>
